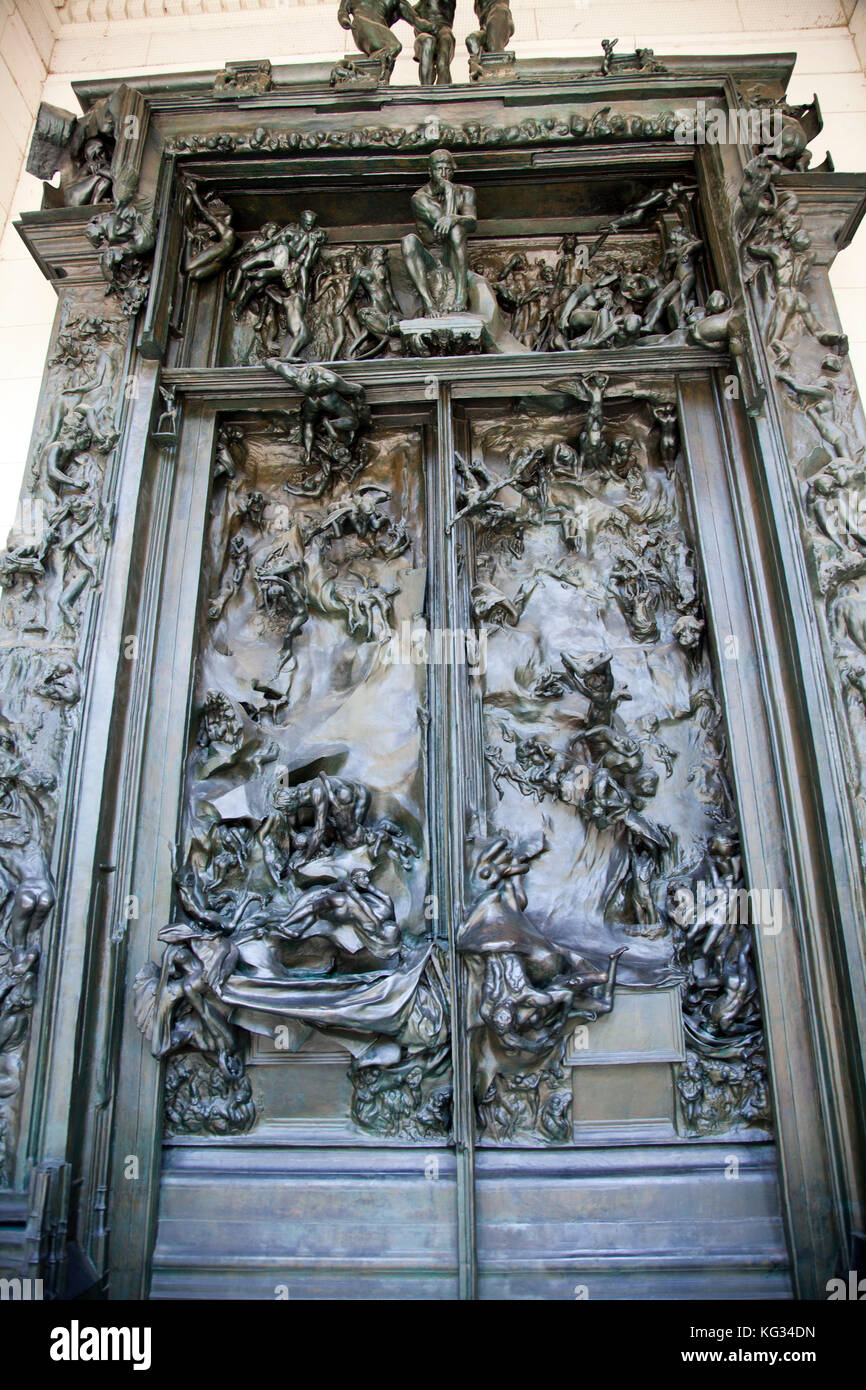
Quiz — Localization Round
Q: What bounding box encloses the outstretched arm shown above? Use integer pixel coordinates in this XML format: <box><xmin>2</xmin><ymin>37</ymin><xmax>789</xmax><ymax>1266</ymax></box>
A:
<box><xmin>777</xmin><ymin>372</ymin><xmax>831</xmax><ymax>405</ymax></box>
<box><xmin>265</xmin><ymin>357</ymin><xmax>302</xmax><ymax>387</ymax></box>
<box><xmin>332</xmin><ymin>372</ymin><xmax>366</xmax><ymax>401</ymax></box>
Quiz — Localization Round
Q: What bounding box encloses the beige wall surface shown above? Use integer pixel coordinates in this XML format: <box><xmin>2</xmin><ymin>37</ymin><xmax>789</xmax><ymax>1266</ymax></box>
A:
<box><xmin>1</xmin><ymin>0</ymin><xmax>865</xmax><ymax>537</ymax></box>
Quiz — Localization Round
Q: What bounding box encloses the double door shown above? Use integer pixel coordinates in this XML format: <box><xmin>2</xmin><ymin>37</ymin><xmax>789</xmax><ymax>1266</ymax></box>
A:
<box><xmin>118</xmin><ymin>373</ymin><xmax>788</xmax><ymax>1299</ymax></box>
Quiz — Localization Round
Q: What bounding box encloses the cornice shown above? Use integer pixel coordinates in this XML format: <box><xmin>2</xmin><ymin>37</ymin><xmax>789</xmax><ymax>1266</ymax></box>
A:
<box><xmin>71</xmin><ymin>52</ymin><xmax>799</xmax><ymax>113</ymax></box>
<box><xmin>14</xmin><ymin>205</ymin><xmax>106</xmax><ymax>287</ymax></box>
<box><xmin>160</xmin><ymin>349</ymin><xmax>728</xmax><ymax>408</ymax></box>
<box><xmin>777</xmin><ymin>171</ymin><xmax>866</xmax><ymax>250</ymax></box>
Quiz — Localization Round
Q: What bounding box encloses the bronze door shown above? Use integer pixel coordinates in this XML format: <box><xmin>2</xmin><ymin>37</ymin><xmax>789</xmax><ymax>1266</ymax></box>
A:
<box><xmin>120</xmin><ymin>379</ymin><xmax>788</xmax><ymax>1300</ymax></box>
<box><xmin>8</xmin><ymin>59</ymin><xmax>866</xmax><ymax>1307</ymax></box>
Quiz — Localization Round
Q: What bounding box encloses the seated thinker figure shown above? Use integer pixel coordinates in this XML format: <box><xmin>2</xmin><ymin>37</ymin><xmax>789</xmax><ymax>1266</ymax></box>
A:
<box><xmin>401</xmin><ymin>149</ymin><xmax>478</xmax><ymax>315</ymax></box>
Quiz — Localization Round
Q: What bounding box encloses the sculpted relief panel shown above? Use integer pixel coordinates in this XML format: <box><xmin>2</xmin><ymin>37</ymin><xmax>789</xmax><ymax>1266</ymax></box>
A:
<box><xmin>178</xmin><ymin>155</ymin><xmax>739</xmax><ymax>370</ymax></box>
<box><xmin>122</xmin><ymin>134</ymin><xmax>777</xmax><ymax>1153</ymax></box>
<box><xmin>457</xmin><ymin>380</ymin><xmax>769</xmax><ymax>1141</ymax></box>
<box><xmin>735</xmin><ymin>111</ymin><xmax>866</xmax><ymax>859</ymax></box>
<box><xmin>134</xmin><ymin>400</ymin><xmax>453</xmax><ymax>1140</ymax></box>
<box><xmin>3</xmin><ymin>89</ymin><xmax>798</xmax><ymax>1182</ymax></box>
<box><xmin>130</xmin><ymin>365</ymin><xmax>772</xmax><ymax>1148</ymax></box>
<box><xmin>0</xmin><ymin>292</ymin><xmax>128</xmax><ymax>1183</ymax></box>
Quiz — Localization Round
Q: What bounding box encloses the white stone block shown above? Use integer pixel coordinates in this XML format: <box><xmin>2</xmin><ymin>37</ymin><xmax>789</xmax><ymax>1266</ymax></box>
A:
<box><xmin>2</xmin><ymin>11</ymin><xmax>47</xmax><ymax>111</ymax></box>
<box><xmin>0</xmin><ymin>149</ymin><xmax>20</xmax><ymax>225</ymax></box>
<box><xmin>16</xmin><ymin>0</ymin><xmax>55</xmax><ymax>70</ymax></box>
<box><xmin>0</xmin><ymin>373</ymin><xmax>43</xmax><ymax>467</ymax></box>
<box><xmin>830</xmin><ymin>244</ymin><xmax>866</xmax><ymax>289</ymax></box>
<box><xmin>811</xmin><ymin>111</ymin><xmax>866</xmax><ymax>168</ymax></box>
<box><xmin>601</xmin><ymin>1</ymin><xmax>746</xmax><ymax>37</ymax></box>
<box><xmin>0</xmin><ymin>258</ymin><xmax>57</xmax><ymax>326</ymax></box>
<box><xmin>732</xmin><ymin>1</ymin><xmax>848</xmax><ymax>30</ymax></box>
<box><xmin>0</xmin><ymin>457</ymin><xmax>31</xmax><ymax>541</ymax></box>
<box><xmin>789</xmin><ymin>69</ymin><xmax>866</xmax><ymax>112</ymax></box>
<box><xmin>787</xmin><ymin>34</ymin><xmax>862</xmax><ymax>73</ymax></box>
<box><xmin>0</xmin><ymin>217</ymin><xmax>29</xmax><ymax>262</ymax></box>
<box><xmin>833</xmin><ymin>285</ymin><xmax>866</xmax><ymax>328</ymax></box>
<box><xmin>0</xmin><ymin>321</ymin><xmax>54</xmax><ymax>378</ymax></box>
<box><xmin>0</xmin><ymin>54</ymin><xmax>34</xmax><ymax>150</ymax></box>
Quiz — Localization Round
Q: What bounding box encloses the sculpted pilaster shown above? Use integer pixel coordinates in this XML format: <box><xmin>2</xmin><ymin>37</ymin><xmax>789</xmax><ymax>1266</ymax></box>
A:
<box><xmin>736</xmin><ymin>137</ymin><xmax>866</xmax><ymax>860</ymax></box>
<box><xmin>0</xmin><ymin>268</ymin><xmax>129</xmax><ymax>1188</ymax></box>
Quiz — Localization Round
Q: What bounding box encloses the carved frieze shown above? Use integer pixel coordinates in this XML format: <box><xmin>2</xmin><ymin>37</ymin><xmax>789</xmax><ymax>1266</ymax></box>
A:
<box><xmin>165</xmin><ymin>106</ymin><xmax>698</xmax><ymax>158</ymax></box>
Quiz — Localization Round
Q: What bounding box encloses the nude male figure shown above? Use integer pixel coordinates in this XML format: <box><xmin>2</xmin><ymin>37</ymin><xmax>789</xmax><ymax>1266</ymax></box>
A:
<box><xmin>401</xmin><ymin>149</ymin><xmax>477</xmax><ymax>314</ymax></box>
<box><xmin>338</xmin><ymin>0</ymin><xmax>434</xmax><ymax>81</ymax></box>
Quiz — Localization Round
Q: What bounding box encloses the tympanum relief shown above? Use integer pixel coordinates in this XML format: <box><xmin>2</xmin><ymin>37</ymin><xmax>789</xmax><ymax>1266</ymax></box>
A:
<box><xmin>209</xmin><ymin>160</ymin><xmax>727</xmax><ymax>368</ymax></box>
